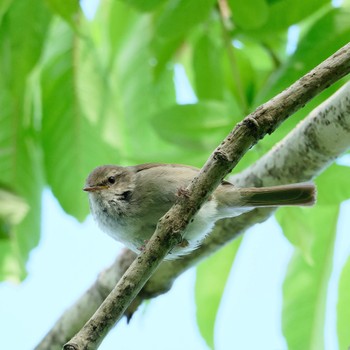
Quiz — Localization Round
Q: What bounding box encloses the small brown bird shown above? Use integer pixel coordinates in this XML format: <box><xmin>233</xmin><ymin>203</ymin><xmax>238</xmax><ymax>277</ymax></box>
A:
<box><xmin>84</xmin><ymin>163</ymin><xmax>316</xmax><ymax>258</ymax></box>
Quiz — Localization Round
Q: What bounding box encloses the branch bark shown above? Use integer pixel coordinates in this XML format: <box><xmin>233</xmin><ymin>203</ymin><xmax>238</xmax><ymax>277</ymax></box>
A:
<box><xmin>38</xmin><ymin>43</ymin><xmax>350</xmax><ymax>350</ymax></box>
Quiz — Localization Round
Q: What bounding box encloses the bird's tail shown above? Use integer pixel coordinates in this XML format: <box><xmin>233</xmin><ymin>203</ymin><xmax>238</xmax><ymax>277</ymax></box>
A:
<box><xmin>237</xmin><ymin>183</ymin><xmax>316</xmax><ymax>207</ymax></box>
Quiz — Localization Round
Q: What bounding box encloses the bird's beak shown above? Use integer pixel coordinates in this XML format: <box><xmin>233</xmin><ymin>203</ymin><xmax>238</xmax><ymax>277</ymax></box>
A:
<box><xmin>83</xmin><ymin>185</ymin><xmax>108</xmax><ymax>192</ymax></box>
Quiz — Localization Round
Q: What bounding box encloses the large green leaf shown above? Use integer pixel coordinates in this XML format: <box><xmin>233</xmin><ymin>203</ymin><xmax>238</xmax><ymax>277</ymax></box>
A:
<box><xmin>103</xmin><ymin>1</ymin><xmax>201</xmax><ymax>164</ymax></box>
<box><xmin>155</xmin><ymin>0</ymin><xmax>216</xmax><ymax>39</ymax></box>
<box><xmin>151</xmin><ymin>101</ymin><xmax>241</xmax><ymax>151</ymax></box>
<box><xmin>276</xmin><ymin>165</ymin><xmax>350</xmax><ymax>264</ymax></box>
<box><xmin>0</xmin><ymin>188</ymin><xmax>29</xmax><ymax>239</ymax></box>
<box><xmin>277</xmin><ymin>164</ymin><xmax>350</xmax><ymax>261</ymax></box>
<box><xmin>221</xmin><ymin>46</ymin><xmax>256</xmax><ymax>112</ymax></box>
<box><xmin>45</xmin><ymin>0</ymin><xmax>81</xmax><ymax>27</ymax></box>
<box><xmin>119</xmin><ymin>0</ymin><xmax>167</xmax><ymax>12</ymax></box>
<box><xmin>234</xmin><ymin>37</ymin><xmax>275</xmax><ymax>93</ymax></box>
<box><xmin>337</xmin><ymin>254</ymin><xmax>350</xmax><ymax>350</ymax></box>
<box><xmin>106</xmin><ymin>2</ymin><xmax>179</xmax><ymax>89</ymax></box>
<box><xmin>0</xmin><ymin>0</ymin><xmax>51</xmax><ymax>95</ymax></box>
<box><xmin>281</xmin><ymin>206</ymin><xmax>338</xmax><ymax>350</ymax></box>
<box><xmin>276</xmin><ymin>207</ymin><xmax>314</xmax><ymax>264</ymax></box>
<box><xmin>250</xmin><ymin>0</ymin><xmax>330</xmax><ymax>34</ymax></box>
<box><xmin>40</xmin><ymin>18</ymin><xmax>118</xmax><ymax>221</ymax></box>
<box><xmin>108</xmin><ymin>0</ymin><xmax>140</xmax><ymax>60</ymax></box>
<box><xmin>277</xmin><ymin>165</ymin><xmax>350</xmax><ymax>349</ymax></box>
<box><xmin>0</xmin><ymin>0</ymin><xmax>50</xmax><ymax>281</ymax></box>
<box><xmin>150</xmin><ymin>34</ymin><xmax>183</xmax><ymax>78</ymax></box>
<box><xmin>0</xmin><ymin>189</ymin><xmax>29</xmax><ymax>282</ymax></box>
<box><xmin>94</xmin><ymin>0</ymin><xmax>200</xmax><ymax>166</ymax></box>
<box><xmin>195</xmin><ymin>238</ymin><xmax>242</xmax><ymax>349</ymax></box>
<box><xmin>0</xmin><ymin>0</ymin><xmax>12</xmax><ymax>23</ymax></box>
<box><xmin>193</xmin><ymin>30</ymin><xmax>224</xmax><ymax>101</ymax></box>
<box><xmin>228</xmin><ymin>0</ymin><xmax>269</xmax><ymax>30</ymax></box>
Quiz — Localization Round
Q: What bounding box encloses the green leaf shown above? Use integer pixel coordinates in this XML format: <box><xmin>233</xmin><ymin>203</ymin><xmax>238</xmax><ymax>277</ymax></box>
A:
<box><xmin>252</xmin><ymin>0</ymin><xmax>330</xmax><ymax>34</ymax></box>
<box><xmin>277</xmin><ymin>165</ymin><xmax>350</xmax><ymax>349</ymax></box>
<box><xmin>276</xmin><ymin>207</ymin><xmax>314</xmax><ymax>264</ymax></box>
<box><xmin>276</xmin><ymin>164</ymin><xmax>350</xmax><ymax>263</ymax></box>
<box><xmin>255</xmin><ymin>7</ymin><xmax>350</xmax><ymax>152</ymax></box>
<box><xmin>0</xmin><ymin>0</ymin><xmax>51</xmax><ymax>94</ymax></box>
<box><xmin>108</xmin><ymin>0</ymin><xmax>140</xmax><ymax>58</ymax></box>
<box><xmin>316</xmin><ymin>165</ymin><xmax>350</xmax><ymax>205</ymax></box>
<box><xmin>195</xmin><ymin>238</ymin><xmax>242</xmax><ymax>349</ymax></box>
<box><xmin>103</xmin><ymin>1</ymin><xmax>178</xmax><ymax>160</ymax></box>
<box><xmin>155</xmin><ymin>0</ymin><xmax>216</xmax><ymax>39</ymax></box>
<box><xmin>151</xmin><ymin>34</ymin><xmax>183</xmax><ymax>78</ymax></box>
<box><xmin>0</xmin><ymin>0</ymin><xmax>12</xmax><ymax>24</ymax></box>
<box><xmin>281</xmin><ymin>205</ymin><xmax>338</xmax><ymax>350</ymax></box>
<box><xmin>0</xmin><ymin>0</ymin><xmax>50</xmax><ymax>281</ymax></box>
<box><xmin>0</xmin><ymin>188</ymin><xmax>29</xmax><ymax>239</ymax></box>
<box><xmin>95</xmin><ymin>1</ymin><xmax>192</xmax><ymax>165</ymax></box>
<box><xmin>193</xmin><ymin>31</ymin><xmax>224</xmax><ymax>100</ymax></box>
<box><xmin>221</xmin><ymin>46</ymin><xmax>256</xmax><ymax>112</ymax></box>
<box><xmin>106</xmin><ymin>7</ymin><xmax>183</xmax><ymax>163</ymax></box>
<box><xmin>337</xmin><ymin>255</ymin><xmax>350</xmax><ymax>350</ymax></box>
<box><xmin>228</xmin><ymin>0</ymin><xmax>269</xmax><ymax>29</ymax></box>
<box><xmin>237</xmin><ymin>37</ymin><xmax>275</xmax><ymax>83</ymax></box>
<box><xmin>40</xmin><ymin>18</ymin><xmax>118</xmax><ymax>221</ymax></box>
<box><xmin>120</xmin><ymin>0</ymin><xmax>167</xmax><ymax>12</ymax></box>
<box><xmin>261</xmin><ymin>7</ymin><xmax>350</xmax><ymax>101</ymax></box>
<box><xmin>151</xmin><ymin>101</ymin><xmax>241</xmax><ymax>151</ymax></box>
<box><xmin>0</xmin><ymin>241</ymin><xmax>24</xmax><ymax>282</ymax></box>
<box><xmin>45</xmin><ymin>0</ymin><xmax>81</xmax><ymax>27</ymax></box>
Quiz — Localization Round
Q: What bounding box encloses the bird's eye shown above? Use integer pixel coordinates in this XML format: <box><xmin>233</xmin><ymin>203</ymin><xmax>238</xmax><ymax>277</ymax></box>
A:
<box><xmin>107</xmin><ymin>176</ymin><xmax>116</xmax><ymax>184</ymax></box>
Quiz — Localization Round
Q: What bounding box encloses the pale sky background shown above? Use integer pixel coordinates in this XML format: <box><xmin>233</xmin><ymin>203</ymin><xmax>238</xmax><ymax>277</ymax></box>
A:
<box><xmin>1</xmin><ymin>1</ymin><xmax>350</xmax><ymax>349</ymax></box>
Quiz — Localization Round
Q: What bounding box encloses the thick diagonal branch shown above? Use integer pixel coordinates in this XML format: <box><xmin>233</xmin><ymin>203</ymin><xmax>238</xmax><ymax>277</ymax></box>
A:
<box><xmin>54</xmin><ymin>43</ymin><xmax>350</xmax><ymax>350</ymax></box>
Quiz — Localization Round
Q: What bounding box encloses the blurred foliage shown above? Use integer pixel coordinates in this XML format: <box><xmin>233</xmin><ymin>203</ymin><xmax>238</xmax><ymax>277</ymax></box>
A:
<box><xmin>0</xmin><ymin>0</ymin><xmax>349</xmax><ymax>348</ymax></box>
<box><xmin>196</xmin><ymin>237</ymin><xmax>242</xmax><ymax>348</ymax></box>
<box><xmin>338</xmin><ymin>251</ymin><xmax>350</xmax><ymax>350</ymax></box>
<box><xmin>276</xmin><ymin>164</ymin><xmax>350</xmax><ymax>350</ymax></box>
